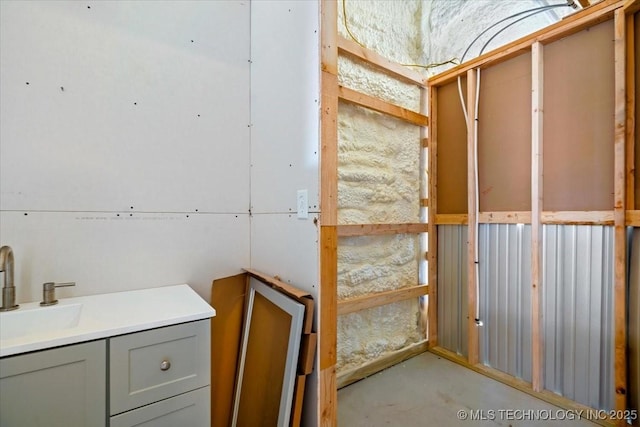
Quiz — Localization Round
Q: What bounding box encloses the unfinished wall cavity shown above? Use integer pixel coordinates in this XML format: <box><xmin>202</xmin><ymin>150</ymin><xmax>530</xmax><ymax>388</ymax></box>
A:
<box><xmin>543</xmin><ymin>225</ymin><xmax>614</xmax><ymax>410</ymax></box>
<box><xmin>338</xmin><ymin>104</ymin><xmax>420</xmax><ymax>225</ymax></box>
<box><xmin>336</xmin><ymin>0</ymin><xmax>424</xmax><ymax>375</ymax></box>
<box><xmin>338</xmin><ymin>234</ymin><xmax>419</xmax><ymax>300</ymax></box>
<box><xmin>437</xmin><ymin>225</ymin><xmax>468</xmax><ymax>357</ymax></box>
<box><xmin>479</xmin><ymin>224</ymin><xmax>532</xmax><ymax>382</ymax></box>
<box><xmin>337</xmin><ymin>299</ymin><xmax>422</xmax><ymax>373</ymax></box>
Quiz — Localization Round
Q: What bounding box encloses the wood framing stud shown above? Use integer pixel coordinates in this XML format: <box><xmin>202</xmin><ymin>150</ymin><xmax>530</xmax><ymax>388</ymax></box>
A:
<box><xmin>321</xmin><ymin>72</ymin><xmax>339</xmax><ymax>222</ymax></box>
<box><xmin>319</xmin><ymin>226</ymin><xmax>337</xmax><ymax>425</ymax></box>
<box><xmin>319</xmin><ymin>366</ymin><xmax>336</xmax><ymax>427</ymax></box>
<box><xmin>531</xmin><ymin>41</ymin><xmax>544</xmax><ymax>393</ymax></box>
<box><xmin>625</xmin><ymin>9</ymin><xmax>636</xmax><ymax>209</ymax></box>
<box><xmin>320</xmin><ymin>0</ymin><xmax>338</xmax><ymax>75</ymax></box>
<box><xmin>428</xmin><ymin>85</ymin><xmax>439</xmax><ymax>348</ymax></box>
<box><xmin>613</xmin><ymin>8</ymin><xmax>628</xmax><ymax>419</ymax></box>
<box><xmin>466</xmin><ymin>68</ymin><xmax>479</xmax><ymax>366</ymax></box>
<box><xmin>319</xmin><ymin>1</ymin><xmax>338</xmax><ymax>426</ymax></box>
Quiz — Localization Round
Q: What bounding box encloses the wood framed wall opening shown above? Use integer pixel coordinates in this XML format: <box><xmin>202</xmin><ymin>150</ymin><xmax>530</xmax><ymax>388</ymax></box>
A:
<box><xmin>429</xmin><ymin>1</ymin><xmax>634</xmax><ymax>425</ymax></box>
<box><xmin>320</xmin><ymin>0</ymin><xmax>639</xmax><ymax>425</ymax></box>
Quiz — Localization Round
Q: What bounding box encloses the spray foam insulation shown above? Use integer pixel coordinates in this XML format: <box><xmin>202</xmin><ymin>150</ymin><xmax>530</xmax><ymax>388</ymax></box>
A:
<box><xmin>337</xmin><ymin>0</ymin><xmax>424</xmax><ymax>373</ymax></box>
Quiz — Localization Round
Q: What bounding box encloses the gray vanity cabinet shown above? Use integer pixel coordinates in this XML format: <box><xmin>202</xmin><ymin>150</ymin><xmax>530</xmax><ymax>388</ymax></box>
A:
<box><xmin>109</xmin><ymin>320</ymin><xmax>211</xmax><ymax>425</ymax></box>
<box><xmin>0</xmin><ymin>340</ymin><xmax>106</xmax><ymax>427</ymax></box>
<box><xmin>0</xmin><ymin>320</ymin><xmax>210</xmax><ymax>427</ymax></box>
<box><xmin>109</xmin><ymin>387</ymin><xmax>210</xmax><ymax>427</ymax></box>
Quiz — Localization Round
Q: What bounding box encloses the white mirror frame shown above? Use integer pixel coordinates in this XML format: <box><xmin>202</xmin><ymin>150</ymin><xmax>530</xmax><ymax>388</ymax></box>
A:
<box><xmin>231</xmin><ymin>277</ymin><xmax>305</xmax><ymax>427</ymax></box>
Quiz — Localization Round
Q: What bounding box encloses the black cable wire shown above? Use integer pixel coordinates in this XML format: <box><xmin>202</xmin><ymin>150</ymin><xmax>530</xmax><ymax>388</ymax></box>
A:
<box><xmin>479</xmin><ymin>7</ymin><xmax>564</xmax><ymax>56</ymax></box>
<box><xmin>461</xmin><ymin>3</ymin><xmax>570</xmax><ymax>63</ymax></box>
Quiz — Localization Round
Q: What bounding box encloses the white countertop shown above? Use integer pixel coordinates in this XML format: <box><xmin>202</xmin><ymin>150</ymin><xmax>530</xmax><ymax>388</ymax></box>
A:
<box><xmin>0</xmin><ymin>284</ymin><xmax>216</xmax><ymax>357</ymax></box>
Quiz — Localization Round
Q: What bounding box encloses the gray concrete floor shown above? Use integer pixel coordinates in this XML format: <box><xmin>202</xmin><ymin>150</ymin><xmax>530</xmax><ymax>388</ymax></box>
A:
<box><xmin>338</xmin><ymin>352</ymin><xmax>600</xmax><ymax>427</ymax></box>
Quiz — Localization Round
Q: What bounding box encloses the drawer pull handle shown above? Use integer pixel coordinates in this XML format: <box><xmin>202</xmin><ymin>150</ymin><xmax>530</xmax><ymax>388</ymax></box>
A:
<box><xmin>160</xmin><ymin>360</ymin><xmax>171</xmax><ymax>371</ymax></box>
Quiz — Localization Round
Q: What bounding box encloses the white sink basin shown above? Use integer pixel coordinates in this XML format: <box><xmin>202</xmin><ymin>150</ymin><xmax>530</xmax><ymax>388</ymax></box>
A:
<box><xmin>0</xmin><ymin>284</ymin><xmax>215</xmax><ymax>357</ymax></box>
<box><xmin>0</xmin><ymin>303</ymin><xmax>83</xmax><ymax>341</ymax></box>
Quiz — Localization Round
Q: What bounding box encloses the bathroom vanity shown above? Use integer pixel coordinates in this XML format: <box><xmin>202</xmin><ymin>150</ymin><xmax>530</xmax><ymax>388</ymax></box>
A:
<box><xmin>0</xmin><ymin>285</ymin><xmax>215</xmax><ymax>427</ymax></box>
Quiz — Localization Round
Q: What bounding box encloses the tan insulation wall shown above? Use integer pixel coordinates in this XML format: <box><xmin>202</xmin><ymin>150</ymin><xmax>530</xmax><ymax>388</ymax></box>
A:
<box><xmin>337</xmin><ymin>234</ymin><xmax>420</xmax><ymax>300</ymax></box>
<box><xmin>338</xmin><ymin>104</ymin><xmax>421</xmax><ymax>225</ymax></box>
<box><xmin>337</xmin><ymin>300</ymin><xmax>422</xmax><ymax>372</ymax></box>
<box><xmin>336</xmin><ymin>0</ymin><xmax>424</xmax><ymax>373</ymax></box>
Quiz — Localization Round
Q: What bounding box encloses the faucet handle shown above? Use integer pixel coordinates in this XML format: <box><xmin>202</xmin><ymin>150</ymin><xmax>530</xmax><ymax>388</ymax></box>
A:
<box><xmin>40</xmin><ymin>282</ymin><xmax>76</xmax><ymax>306</ymax></box>
<box><xmin>43</xmin><ymin>281</ymin><xmax>76</xmax><ymax>290</ymax></box>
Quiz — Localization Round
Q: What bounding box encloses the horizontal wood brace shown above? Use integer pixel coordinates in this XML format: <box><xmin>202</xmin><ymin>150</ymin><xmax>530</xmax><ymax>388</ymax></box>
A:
<box><xmin>420</xmin><ymin>198</ymin><xmax>429</xmax><ymax>207</ymax></box>
<box><xmin>337</xmin><ymin>223</ymin><xmax>428</xmax><ymax>237</ymax></box>
<box><xmin>422</xmin><ymin>137</ymin><xmax>429</xmax><ymax>148</ymax></box>
<box><xmin>337</xmin><ymin>36</ymin><xmax>427</xmax><ymax>87</ymax></box>
<box><xmin>337</xmin><ymin>285</ymin><xmax>428</xmax><ymax>316</ymax></box>
<box><xmin>435</xmin><ymin>211</ymin><xmax>618</xmax><ymax>225</ymax></box>
<box><xmin>338</xmin><ymin>86</ymin><xmax>429</xmax><ymax>127</ymax></box>
<box><xmin>628</xmin><ymin>210</ymin><xmax>640</xmax><ymax>226</ymax></box>
<box><xmin>543</xmin><ymin>210</ymin><xmax>614</xmax><ymax>224</ymax></box>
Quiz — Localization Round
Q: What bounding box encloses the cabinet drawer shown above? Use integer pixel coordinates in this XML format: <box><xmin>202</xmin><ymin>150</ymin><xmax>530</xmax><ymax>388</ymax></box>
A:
<box><xmin>110</xmin><ymin>386</ymin><xmax>210</xmax><ymax>427</ymax></box>
<box><xmin>110</xmin><ymin>320</ymin><xmax>210</xmax><ymax>415</ymax></box>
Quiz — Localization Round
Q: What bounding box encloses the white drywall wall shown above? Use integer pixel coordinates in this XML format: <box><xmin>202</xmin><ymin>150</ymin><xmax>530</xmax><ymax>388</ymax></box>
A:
<box><xmin>249</xmin><ymin>1</ymin><xmax>320</xmax><ymax>424</ymax></box>
<box><xmin>0</xmin><ymin>0</ymin><xmax>250</xmax><ymax>302</ymax></box>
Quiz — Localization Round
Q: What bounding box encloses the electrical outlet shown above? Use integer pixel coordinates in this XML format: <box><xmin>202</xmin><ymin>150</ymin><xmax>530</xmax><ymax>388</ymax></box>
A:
<box><xmin>297</xmin><ymin>189</ymin><xmax>308</xmax><ymax>219</ymax></box>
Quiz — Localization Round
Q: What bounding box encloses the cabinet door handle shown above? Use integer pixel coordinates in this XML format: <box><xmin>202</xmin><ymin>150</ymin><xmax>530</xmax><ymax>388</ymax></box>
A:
<box><xmin>160</xmin><ymin>359</ymin><xmax>171</xmax><ymax>371</ymax></box>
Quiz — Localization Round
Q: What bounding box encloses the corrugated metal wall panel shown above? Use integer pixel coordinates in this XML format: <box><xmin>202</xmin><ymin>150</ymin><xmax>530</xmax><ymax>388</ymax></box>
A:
<box><xmin>478</xmin><ymin>224</ymin><xmax>532</xmax><ymax>382</ymax></box>
<box><xmin>542</xmin><ymin>225</ymin><xmax>614</xmax><ymax>410</ymax></box>
<box><xmin>437</xmin><ymin>225</ymin><xmax>468</xmax><ymax>357</ymax></box>
<box><xmin>629</xmin><ymin>228</ymin><xmax>640</xmax><ymax>416</ymax></box>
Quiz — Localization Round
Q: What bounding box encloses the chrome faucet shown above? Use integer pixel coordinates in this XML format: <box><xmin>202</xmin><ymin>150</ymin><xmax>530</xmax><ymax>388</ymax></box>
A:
<box><xmin>0</xmin><ymin>245</ymin><xmax>18</xmax><ymax>311</ymax></box>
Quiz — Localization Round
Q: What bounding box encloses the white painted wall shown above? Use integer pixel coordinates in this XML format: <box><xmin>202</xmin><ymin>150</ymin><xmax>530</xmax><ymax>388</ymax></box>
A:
<box><xmin>0</xmin><ymin>0</ymin><xmax>250</xmax><ymax>302</ymax></box>
<box><xmin>249</xmin><ymin>1</ymin><xmax>320</xmax><ymax>424</ymax></box>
